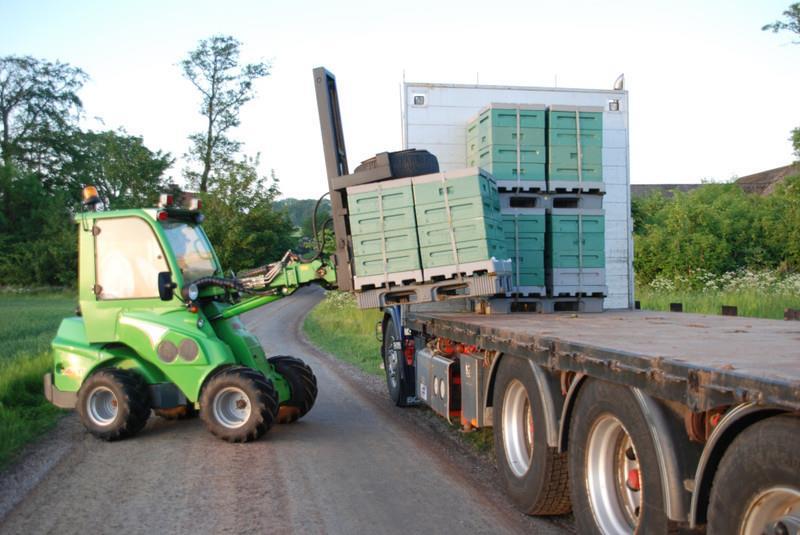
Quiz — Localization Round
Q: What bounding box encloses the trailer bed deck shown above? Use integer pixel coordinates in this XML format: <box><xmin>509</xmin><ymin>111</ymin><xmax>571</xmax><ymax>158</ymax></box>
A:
<box><xmin>405</xmin><ymin>310</ymin><xmax>800</xmax><ymax>411</ymax></box>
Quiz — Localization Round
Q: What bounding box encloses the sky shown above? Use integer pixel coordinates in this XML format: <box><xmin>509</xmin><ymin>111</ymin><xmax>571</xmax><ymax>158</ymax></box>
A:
<box><xmin>2</xmin><ymin>0</ymin><xmax>798</xmax><ymax>200</ymax></box>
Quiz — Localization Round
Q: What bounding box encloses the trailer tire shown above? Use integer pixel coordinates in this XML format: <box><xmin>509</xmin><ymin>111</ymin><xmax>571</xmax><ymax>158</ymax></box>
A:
<box><xmin>492</xmin><ymin>356</ymin><xmax>571</xmax><ymax>515</ymax></box>
<box><xmin>354</xmin><ymin>149</ymin><xmax>439</xmax><ymax>178</ymax></box>
<box><xmin>707</xmin><ymin>414</ymin><xmax>800</xmax><ymax>535</ymax></box>
<box><xmin>568</xmin><ymin>379</ymin><xmax>669</xmax><ymax>534</ymax></box>
<box><xmin>268</xmin><ymin>356</ymin><xmax>318</xmax><ymax>423</ymax></box>
<box><xmin>382</xmin><ymin>318</ymin><xmax>411</xmax><ymax>407</ymax></box>
<box><xmin>200</xmin><ymin>366</ymin><xmax>279</xmax><ymax>442</ymax></box>
<box><xmin>77</xmin><ymin>368</ymin><xmax>151</xmax><ymax>441</ymax></box>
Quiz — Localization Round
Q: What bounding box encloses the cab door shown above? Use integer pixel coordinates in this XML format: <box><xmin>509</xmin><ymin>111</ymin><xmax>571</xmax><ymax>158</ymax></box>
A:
<box><xmin>80</xmin><ymin>216</ymin><xmax>172</xmax><ymax>343</ymax></box>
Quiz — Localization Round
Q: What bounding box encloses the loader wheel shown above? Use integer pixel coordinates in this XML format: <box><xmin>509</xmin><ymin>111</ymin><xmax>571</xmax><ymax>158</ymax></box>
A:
<box><xmin>200</xmin><ymin>366</ymin><xmax>279</xmax><ymax>442</ymax></box>
<box><xmin>77</xmin><ymin>368</ymin><xmax>151</xmax><ymax>441</ymax></box>
<box><xmin>707</xmin><ymin>415</ymin><xmax>800</xmax><ymax>535</ymax></box>
<box><xmin>155</xmin><ymin>404</ymin><xmax>198</xmax><ymax>420</ymax></box>
<box><xmin>268</xmin><ymin>356</ymin><xmax>318</xmax><ymax>424</ymax></box>
<box><xmin>493</xmin><ymin>356</ymin><xmax>571</xmax><ymax>515</ymax></box>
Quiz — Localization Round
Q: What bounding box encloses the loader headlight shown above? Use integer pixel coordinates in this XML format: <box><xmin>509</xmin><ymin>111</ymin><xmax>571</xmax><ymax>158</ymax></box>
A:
<box><xmin>187</xmin><ymin>283</ymin><xmax>199</xmax><ymax>301</ymax></box>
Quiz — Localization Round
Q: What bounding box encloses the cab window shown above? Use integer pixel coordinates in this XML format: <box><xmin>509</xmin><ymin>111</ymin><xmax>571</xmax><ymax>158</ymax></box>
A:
<box><xmin>95</xmin><ymin>217</ymin><xmax>169</xmax><ymax>300</ymax></box>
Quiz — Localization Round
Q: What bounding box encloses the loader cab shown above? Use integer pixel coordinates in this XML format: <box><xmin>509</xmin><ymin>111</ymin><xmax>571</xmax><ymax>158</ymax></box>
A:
<box><xmin>77</xmin><ymin>190</ymin><xmax>221</xmax><ymax>343</ymax></box>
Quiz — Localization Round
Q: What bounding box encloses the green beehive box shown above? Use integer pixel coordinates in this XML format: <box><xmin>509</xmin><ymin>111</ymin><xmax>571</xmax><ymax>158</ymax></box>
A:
<box><xmin>419</xmin><ymin>239</ymin><xmax>506</xmax><ymax>269</ymax></box>
<box><xmin>548</xmin><ymin>107</ymin><xmax>603</xmax><ymax>131</ymax></box>
<box><xmin>481</xmin><ymin>162</ymin><xmax>546</xmax><ymax>182</ymax></box>
<box><xmin>352</xmin><ymin>250</ymin><xmax>422</xmax><ymax>277</ymax></box>
<box><xmin>478</xmin><ymin>105</ymin><xmax>546</xmax><ymax>130</ymax></box>
<box><xmin>549</xmin><ymin>213</ymin><xmax>605</xmax><ymax>234</ymax></box>
<box><xmin>546</xmin><ymin>211</ymin><xmax>605</xmax><ymax>269</ymax></box>
<box><xmin>346</xmin><ymin>178</ymin><xmax>414</xmax><ymax>215</ymax></box>
<box><xmin>413</xmin><ymin>169</ymin><xmax>497</xmax><ymax>204</ymax></box>
<box><xmin>548</xmin><ymin>162</ymin><xmax>603</xmax><ymax>182</ymax></box>
<box><xmin>501</xmin><ymin>213</ymin><xmax>546</xmax><ymax>236</ymax></box>
<box><xmin>478</xmin><ymin>126</ymin><xmax>545</xmax><ymax>148</ymax></box>
<box><xmin>549</xmin><ymin>146</ymin><xmax>602</xmax><ymax>166</ymax></box>
<box><xmin>348</xmin><ymin>206</ymin><xmax>417</xmax><ymax>236</ymax></box>
<box><xmin>418</xmin><ymin>217</ymin><xmax>504</xmax><ymax>248</ymax></box>
<box><xmin>506</xmin><ymin>249</ymin><xmax>544</xmax><ymax>271</ymax></box>
<box><xmin>548</xmin><ymin>129</ymin><xmax>603</xmax><ymax>147</ymax></box>
<box><xmin>352</xmin><ymin>228</ymin><xmax>420</xmax><ymax>257</ymax></box>
<box><xmin>547</xmin><ymin>250</ymin><xmax>605</xmax><ymax>269</ymax></box>
<box><xmin>479</xmin><ymin>145</ymin><xmax>546</xmax><ymax>165</ymax></box>
<box><xmin>548</xmin><ymin>232</ymin><xmax>605</xmax><ymax>254</ymax></box>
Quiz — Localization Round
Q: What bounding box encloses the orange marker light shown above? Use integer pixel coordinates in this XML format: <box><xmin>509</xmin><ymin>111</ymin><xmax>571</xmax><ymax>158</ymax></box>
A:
<box><xmin>82</xmin><ymin>185</ymin><xmax>100</xmax><ymax>206</ymax></box>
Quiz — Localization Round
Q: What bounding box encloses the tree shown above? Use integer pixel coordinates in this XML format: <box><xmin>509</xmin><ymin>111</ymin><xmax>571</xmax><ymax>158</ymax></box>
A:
<box><xmin>792</xmin><ymin>127</ymin><xmax>800</xmax><ymax>161</ymax></box>
<box><xmin>0</xmin><ymin>56</ymin><xmax>87</xmax><ymax>222</ymax></box>
<box><xmin>63</xmin><ymin>130</ymin><xmax>174</xmax><ymax>209</ymax></box>
<box><xmin>180</xmin><ymin>35</ymin><xmax>269</xmax><ymax>192</ymax></box>
<box><xmin>199</xmin><ymin>155</ymin><xmax>294</xmax><ymax>272</ymax></box>
<box><xmin>762</xmin><ymin>3</ymin><xmax>800</xmax><ymax>42</ymax></box>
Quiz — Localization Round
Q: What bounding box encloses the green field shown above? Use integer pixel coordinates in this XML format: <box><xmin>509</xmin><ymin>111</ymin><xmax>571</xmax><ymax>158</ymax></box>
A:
<box><xmin>0</xmin><ymin>292</ymin><xmax>74</xmax><ymax>468</ymax></box>
<box><xmin>636</xmin><ymin>288</ymin><xmax>799</xmax><ymax>320</ymax></box>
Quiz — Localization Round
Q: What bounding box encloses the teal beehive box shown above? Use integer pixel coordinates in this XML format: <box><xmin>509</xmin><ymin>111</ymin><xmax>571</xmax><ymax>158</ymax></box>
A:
<box><xmin>546</xmin><ymin>105</ymin><xmax>605</xmax><ymax>191</ymax></box>
<box><xmin>346</xmin><ymin>177</ymin><xmax>423</xmax><ymax>288</ymax></box>
<box><xmin>412</xmin><ymin>168</ymin><xmax>509</xmax><ymax>278</ymax></box>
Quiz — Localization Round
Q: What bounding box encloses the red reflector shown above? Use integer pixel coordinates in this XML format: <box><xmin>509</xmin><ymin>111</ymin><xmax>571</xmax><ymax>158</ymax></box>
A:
<box><xmin>189</xmin><ymin>305</ymin><xmax>198</xmax><ymax>313</ymax></box>
<box><xmin>157</xmin><ymin>211</ymin><xmax>168</xmax><ymax>221</ymax></box>
<box><xmin>166</xmin><ymin>194</ymin><xmax>174</xmax><ymax>205</ymax></box>
<box><xmin>404</xmin><ymin>339</ymin><xmax>415</xmax><ymax>366</ymax></box>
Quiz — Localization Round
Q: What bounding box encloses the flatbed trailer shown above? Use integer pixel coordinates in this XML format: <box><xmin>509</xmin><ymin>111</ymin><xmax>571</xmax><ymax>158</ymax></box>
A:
<box><xmin>379</xmin><ymin>306</ymin><xmax>800</xmax><ymax>534</ymax></box>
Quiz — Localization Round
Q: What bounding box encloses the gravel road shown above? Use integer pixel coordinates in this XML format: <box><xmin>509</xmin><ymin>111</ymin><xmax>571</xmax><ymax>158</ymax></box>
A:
<box><xmin>0</xmin><ymin>286</ymin><xmax>571</xmax><ymax>534</ymax></box>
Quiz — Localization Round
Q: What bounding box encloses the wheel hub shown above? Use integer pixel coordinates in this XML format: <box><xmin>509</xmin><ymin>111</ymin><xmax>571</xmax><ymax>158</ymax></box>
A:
<box><xmin>586</xmin><ymin>414</ymin><xmax>642</xmax><ymax>534</ymax></box>
<box><xmin>212</xmin><ymin>387</ymin><xmax>252</xmax><ymax>429</ymax></box>
<box><xmin>742</xmin><ymin>486</ymin><xmax>800</xmax><ymax>535</ymax></box>
<box><xmin>501</xmin><ymin>379</ymin><xmax>534</xmax><ymax>477</ymax></box>
<box><xmin>86</xmin><ymin>386</ymin><xmax>118</xmax><ymax>426</ymax></box>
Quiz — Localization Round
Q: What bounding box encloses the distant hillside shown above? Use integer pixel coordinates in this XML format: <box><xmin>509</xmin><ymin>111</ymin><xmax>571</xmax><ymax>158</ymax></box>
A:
<box><xmin>275</xmin><ymin>197</ymin><xmax>332</xmax><ymax>228</ymax></box>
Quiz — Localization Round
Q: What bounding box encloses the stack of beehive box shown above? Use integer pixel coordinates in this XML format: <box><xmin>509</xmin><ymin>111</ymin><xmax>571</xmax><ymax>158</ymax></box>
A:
<box><xmin>345</xmin><ymin>168</ymin><xmax>509</xmax><ymax>291</ymax></box>
<box><xmin>464</xmin><ymin>104</ymin><xmax>608</xmax><ymax>304</ymax></box>
<box><xmin>466</xmin><ymin>104</ymin><xmax>546</xmax><ymax>191</ymax></box>
<box><xmin>500</xmin><ymin>194</ymin><xmax>546</xmax><ymax>296</ymax></box>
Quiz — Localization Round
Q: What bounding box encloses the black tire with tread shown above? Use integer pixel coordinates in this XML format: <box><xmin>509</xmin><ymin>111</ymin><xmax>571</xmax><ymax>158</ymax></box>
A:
<box><xmin>76</xmin><ymin>368</ymin><xmax>151</xmax><ymax>441</ymax></box>
<box><xmin>268</xmin><ymin>355</ymin><xmax>318</xmax><ymax>423</ymax></box>
<box><xmin>199</xmin><ymin>366</ymin><xmax>279</xmax><ymax>442</ymax></box>
<box><xmin>707</xmin><ymin>414</ymin><xmax>800</xmax><ymax>535</ymax></box>
<box><xmin>568</xmin><ymin>379</ymin><xmax>669</xmax><ymax>534</ymax></box>
<box><xmin>354</xmin><ymin>149</ymin><xmax>439</xmax><ymax>178</ymax></box>
<box><xmin>382</xmin><ymin>318</ymin><xmax>411</xmax><ymax>407</ymax></box>
<box><xmin>492</xmin><ymin>356</ymin><xmax>571</xmax><ymax>515</ymax></box>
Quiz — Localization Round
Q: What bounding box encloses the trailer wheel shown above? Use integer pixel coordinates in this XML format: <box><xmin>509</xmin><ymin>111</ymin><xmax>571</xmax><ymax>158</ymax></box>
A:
<box><xmin>268</xmin><ymin>356</ymin><xmax>318</xmax><ymax>423</ymax></box>
<box><xmin>492</xmin><ymin>356</ymin><xmax>571</xmax><ymax>515</ymax></box>
<box><xmin>708</xmin><ymin>415</ymin><xmax>800</xmax><ymax>535</ymax></box>
<box><xmin>76</xmin><ymin>368</ymin><xmax>151</xmax><ymax>441</ymax></box>
<box><xmin>200</xmin><ymin>366</ymin><xmax>279</xmax><ymax>442</ymax></box>
<box><xmin>382</xmin><ymin>318</ymin><xmax>411</xmax><ymax>407</ymax></box>
<box><xmin>155</xmin><ymin>404</ymin><xmax>198</xmax><ymax>420</ymax></box>
<box><xmin>568</xmin><ymin>379</ymin><xmax>669</xmax><ymax>534</ymax></box>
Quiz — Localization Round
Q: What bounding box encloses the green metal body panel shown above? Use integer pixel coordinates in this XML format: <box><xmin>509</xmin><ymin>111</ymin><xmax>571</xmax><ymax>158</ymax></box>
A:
<box><xmin>352</xmin><ymin>249</ymin><xmax>422</xmax><ymax>276</ymax></box>
<box><xmin>419</xmin><ymin>239</ymin><xmax>506</xmax><ymax>268</ymax></box>
<box><xmin>352</xmin><ymin>228</ymin><xmax>420</xmax><ymax>256</ymax></box>
<box><xmin>479</xmin><ymin>145</ymin><xmax>545</xmax><ymax>164</ymax></box>
<box><xmin>417</xmin><ymin>217</ymin><xmax>503</xmax><ymax>248</ymax></box>
<box><xmin>548</xmin><ymin>129</ymin><xmax>603</xmax><ymax>147</ymax></box>
<box><xmin>549</xmin><ymin>145</ymin><xmax>602</xmax><ymax>165</ymax></box>
<box><xmin>348</xmin><ymin>206</ymin><xmax>416</xmax><ymax>236</ymax></box>
<box><xmin>548</xmin><ymin>110</ymin><xmax>603</xmax><ymax>131</ymax></box>
<box><xmin>347</xmin><ymin>183</ymin><xmax>414</xmax><ymax>215</ymax></box>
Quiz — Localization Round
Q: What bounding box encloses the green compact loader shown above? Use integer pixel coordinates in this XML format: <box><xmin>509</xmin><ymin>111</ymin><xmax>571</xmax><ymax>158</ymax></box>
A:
<box><xmin>44</xmin><ymin>187</ymin><xmax>336</xmax><ymax>442</ymax></box>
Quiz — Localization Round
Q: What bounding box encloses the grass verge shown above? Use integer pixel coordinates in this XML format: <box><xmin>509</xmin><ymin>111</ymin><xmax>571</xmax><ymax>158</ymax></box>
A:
<box><xmin>302</xmin><ymin>292</ymin><xmax>383</xmax><ymax>376</ymax></box>
<box><xmin>636</xmin><ymin>288</ymin><xmax>799</xmax><ymax>320</ymax></box>
<box><xmin>0</xmin><ymin>292</ymin><xmax>74</xmax><ymax>469</ymax></box>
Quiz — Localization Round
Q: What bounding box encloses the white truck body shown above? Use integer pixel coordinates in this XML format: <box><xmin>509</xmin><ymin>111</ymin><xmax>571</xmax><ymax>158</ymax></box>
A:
<box><xmin>401</xmin><ymin>82</ymin><xmax>632</xmax><ymax>309</ymax></box>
